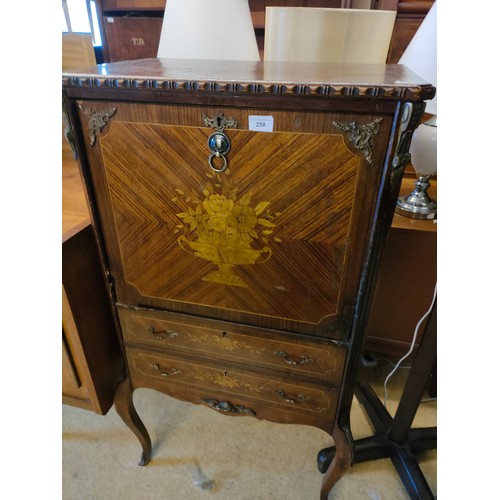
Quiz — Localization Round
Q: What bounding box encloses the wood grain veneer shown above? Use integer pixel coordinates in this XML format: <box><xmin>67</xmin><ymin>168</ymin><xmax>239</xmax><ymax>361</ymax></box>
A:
<box><xmin>118</xmin><ymin>306</ymin><xmax>346</xmax><ymax>381</ymax></box>
<box><xmin>63</xmin><ymin>58</ymin><xmax>434</xmax><ymax>498</ymax></box>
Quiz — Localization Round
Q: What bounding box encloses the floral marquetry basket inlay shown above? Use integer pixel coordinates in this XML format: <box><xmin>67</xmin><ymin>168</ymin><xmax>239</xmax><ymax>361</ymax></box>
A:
<box><xmin>173</xmin><ymin>170</ymin><xmax>282</xmax><ymax>288</ymax></box>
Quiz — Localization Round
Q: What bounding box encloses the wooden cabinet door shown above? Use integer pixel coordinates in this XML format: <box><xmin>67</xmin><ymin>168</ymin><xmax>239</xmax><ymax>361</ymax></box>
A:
<box><xmin>62</xmin><ymin>225</ymin><xmax>124</xmax><ymax>414</ymax></box>
<box><xmin>62</xmin><ymin>286</ymin><xmax>94</xmax><ymax>405</ymax></box>
<box><xmin>62</xmin><ymin>337</ymin><xmax>83</xmax><ymax>397</ymax></box>
<box><xmin>79</xmin><ymin>101</ymin><xmax>393</xmax><ymax>339</ymax></box>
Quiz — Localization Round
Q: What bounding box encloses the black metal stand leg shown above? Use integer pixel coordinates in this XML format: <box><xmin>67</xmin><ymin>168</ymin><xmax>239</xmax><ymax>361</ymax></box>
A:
<box><xmin>318</xmin><ymin>301</ymin><xmax>437</xmax><ymax>499</ymax></box>
<box><xmin>391</xmin><ymin>445</ymin><xmax>435</xmax><ymax>500</ymax></box>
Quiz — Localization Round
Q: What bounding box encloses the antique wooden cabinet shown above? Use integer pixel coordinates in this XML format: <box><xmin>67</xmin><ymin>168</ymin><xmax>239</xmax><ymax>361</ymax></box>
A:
<box><xmin>62</xmin><ymin>59</ymin><xmax>434</xmax><ymax>498</ymax></box>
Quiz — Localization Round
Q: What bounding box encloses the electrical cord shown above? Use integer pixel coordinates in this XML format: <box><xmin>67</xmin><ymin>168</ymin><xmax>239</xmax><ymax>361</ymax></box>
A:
<box><xmin>379</xmin><ymin>357</ymin><xmax>412</xmax><ymax>369</ymax></box>
<box><xmin>383</xmin><ymin>283</ymin><xmax>437</xmax><ymax>407</ymax></box>
<box><xmin>421</xmin><ymin>397</ymin><xmax>437</xmax><ymax>403</ymax></box>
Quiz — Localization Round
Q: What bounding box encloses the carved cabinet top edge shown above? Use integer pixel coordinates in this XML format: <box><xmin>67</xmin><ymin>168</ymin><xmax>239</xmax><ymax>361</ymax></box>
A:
<box><xmin>62</xmin><ymin>58</ymin><xmax>435</xmax><ymax>102</ymax></box>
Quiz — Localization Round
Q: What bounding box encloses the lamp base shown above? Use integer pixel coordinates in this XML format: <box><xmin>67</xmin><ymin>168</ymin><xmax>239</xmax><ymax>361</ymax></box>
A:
<box><xmin>395</xmin><ymin>175</ymin><xmax>437</xmax><ymax>220</ymax></box>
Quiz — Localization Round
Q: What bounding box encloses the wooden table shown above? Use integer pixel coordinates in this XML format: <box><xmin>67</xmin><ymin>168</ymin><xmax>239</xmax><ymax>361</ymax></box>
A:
<box><xmin>364</xmin><ymin>174</ymin><xmax>437</xmax><ymax>357</ymax></box>
<box><xmin>62</xmin><ymin>159</ymin><xmax>90</xmax><ymax>243</ymax></box>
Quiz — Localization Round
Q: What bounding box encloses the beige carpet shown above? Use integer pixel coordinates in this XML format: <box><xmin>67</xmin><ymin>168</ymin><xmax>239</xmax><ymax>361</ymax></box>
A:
<box><xmin>62</xmin><ymin>362</ymin><xmax>436</xmax><ymax>499</ymax></box>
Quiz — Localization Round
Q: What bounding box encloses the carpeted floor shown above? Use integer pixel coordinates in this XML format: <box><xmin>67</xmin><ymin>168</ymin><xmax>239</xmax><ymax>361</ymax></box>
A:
<box><xmin>62</xmin><ymin>361</ymin><xmax>436</xmax><ymax>500</ymax></box>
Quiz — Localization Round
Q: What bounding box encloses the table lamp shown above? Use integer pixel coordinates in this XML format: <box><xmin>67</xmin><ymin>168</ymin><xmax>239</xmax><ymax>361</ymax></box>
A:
<box><xmin>396</xmin><ymin>1</ymin><xmax>437</xmax><ymax>219</ymax></box>
<box><xmin>157</xmin><ymin>0</ymin><xmax>259</xmax><ymax>61</ymax></box>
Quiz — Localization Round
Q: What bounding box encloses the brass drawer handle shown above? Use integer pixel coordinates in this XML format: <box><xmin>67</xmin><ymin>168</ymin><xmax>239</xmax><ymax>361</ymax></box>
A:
<box><xmin>200</xmin><ymin>398</ymin><xmax>256</xmax><ymax>416</ymax></box>
<box><xmin>146</xmin><ymin>326</ymin><xmax>178</xmax><ymax>340</ymax></box>
<box><xmin>275</xmin><ymin>390</ymin><xmax>308</xmax><ymax>404</ymax></box>
<box><xmin>150</xmin><ymin>363</ymin><xmax>182</xmax><ymax>378</ymax></box>
<box><xmin>274</xmin><ymin>350</ymin><xmax>310</xmax><ymax>366</ymax></box>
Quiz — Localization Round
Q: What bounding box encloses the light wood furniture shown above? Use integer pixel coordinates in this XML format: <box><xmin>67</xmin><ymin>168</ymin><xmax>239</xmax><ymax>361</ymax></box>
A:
<box><xmin>63</xmin><ymin>58</ymin><xmax>434</xmax><ymax>497</ymax></box>
<box><xmin>62</xmin><ymin>33</ymin><xmax>97</xmax><ymax>162</ymax></box>
<box><xmin>62</xmin><ymin>160</ymin><xmax>125</xmax><ymax>413</ymax></box>
<box><xmin>62</xmin><ymin>33</ymin><xmax>96</xmax><ymax>71</ymax></box>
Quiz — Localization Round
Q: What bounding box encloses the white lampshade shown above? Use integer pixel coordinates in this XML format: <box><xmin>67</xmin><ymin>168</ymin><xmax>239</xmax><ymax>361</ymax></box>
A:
<box><xmin>264</xmin><ymin>8</ymin><xmax>396</xmax><ymax>64</ymax></box>
<box><xmin>410</xmin><ymin>119</ymin><xmax>437</xmax><ymax>176</ymax></box>
<box><xmin>157</xmin><ymin>0</ymin><xmax>260</xmax><ymax>61</ymax></box>
<box><xmin>399</xmin><ymin>2</ymin><xmax>437</xmax><ymax>115</ymax></box>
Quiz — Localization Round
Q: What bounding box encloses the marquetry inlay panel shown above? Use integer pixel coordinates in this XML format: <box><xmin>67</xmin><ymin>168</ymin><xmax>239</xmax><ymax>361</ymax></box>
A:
<box><xmin>118</xmin><ymin>307</ymin><xmax>346</xmax><ymax>382</ymax></box>
<box><xmin>100</xmin><ymin>120</ymin><xmax>360</xmax><ymax>324</ymax></box>
<box><xmin>128</xmin><ymin>349</ymin><xmax>336</xmax><ymax>416</ymax></box>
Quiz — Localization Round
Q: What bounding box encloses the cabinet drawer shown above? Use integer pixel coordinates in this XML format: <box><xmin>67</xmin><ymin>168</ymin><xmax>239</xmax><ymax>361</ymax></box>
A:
<box><xmin>127</xmin><ymin>347</ymin><xmax>338</xmax><ymax>422</ymax></box>
<box><xmin>119</xmin><ymin>307</ymin><xmax>345</xmax><ymax>384</ymax></box>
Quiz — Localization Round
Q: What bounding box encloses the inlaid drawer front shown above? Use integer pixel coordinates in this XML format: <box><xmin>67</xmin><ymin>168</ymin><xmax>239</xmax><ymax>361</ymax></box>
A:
<box><xmin>119</xmin><ymin>308</ymin><xmax>346</xmax><ymax>383</ymax></box>
<box><xmin>127</xmin><ymin>348</ymin><xmax>337</xmax><ymax>418</ymax></box>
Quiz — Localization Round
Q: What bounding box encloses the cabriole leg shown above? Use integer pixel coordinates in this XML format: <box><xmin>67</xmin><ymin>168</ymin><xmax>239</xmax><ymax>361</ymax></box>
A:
<box><xmin>320</xmin><ymin>422</ymin><xmax>353</xmax><ymax>500</ymax></box>
<box><xmin>114</xmin><ymin>377</ymin><xmax>152</xmax><ymax>466</ymax></box>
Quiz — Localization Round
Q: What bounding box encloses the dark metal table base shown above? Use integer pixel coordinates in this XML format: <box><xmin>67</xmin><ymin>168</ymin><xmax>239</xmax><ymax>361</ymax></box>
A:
<box><xmin>318</xmin><ymin>301</ymin><xmax>437</xmax><ymax>500</ymax></box>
